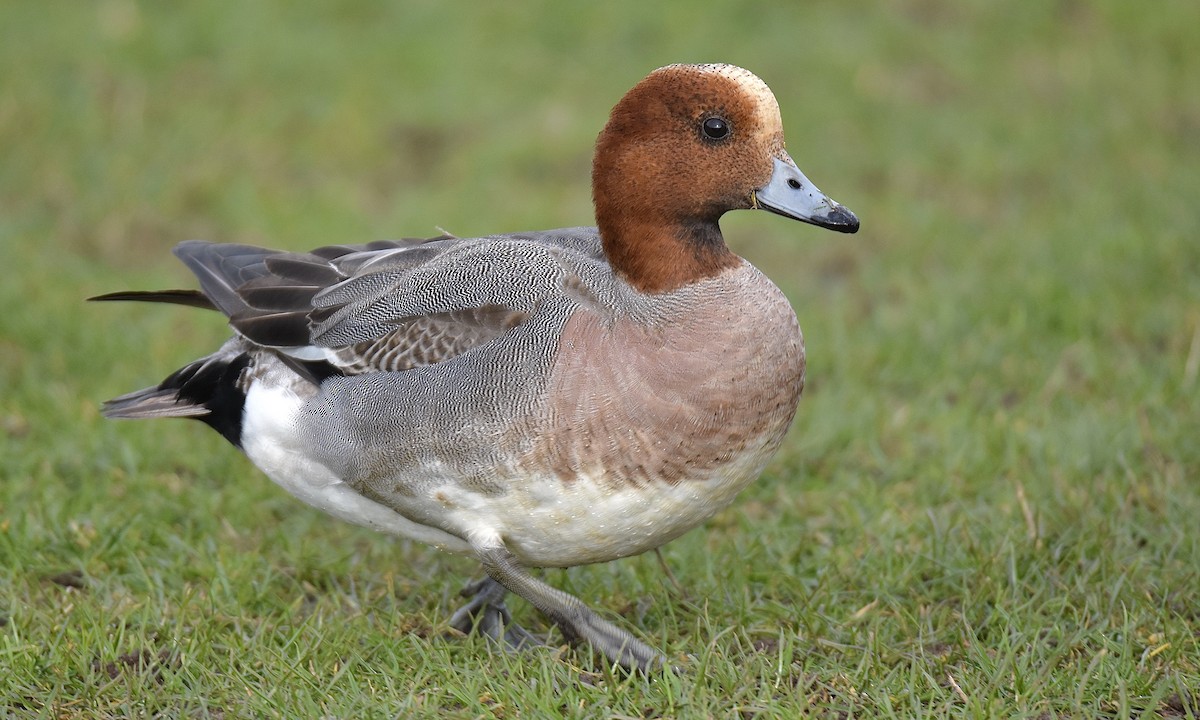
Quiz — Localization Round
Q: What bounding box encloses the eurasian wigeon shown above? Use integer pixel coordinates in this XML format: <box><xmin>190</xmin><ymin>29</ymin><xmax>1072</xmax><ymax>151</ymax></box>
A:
<box><xmin>94</xmin><ymin>63</ymin><xmax>859</xmax><ymax>671</ymax></box>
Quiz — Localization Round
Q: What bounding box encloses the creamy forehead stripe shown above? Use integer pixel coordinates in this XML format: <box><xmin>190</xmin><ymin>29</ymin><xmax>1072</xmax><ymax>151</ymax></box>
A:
<box><xmin>658</xmin><ymin>63</ymin><xmax>781</xmax><ymax>118</ymax></box>
<box><xmin>656</xmin><ymin>63</ymin><xmax>784</xmax><ymax>149</ymax></box>
<box><xmin>704</xmin><ymin>64</ymin><xmax>779</xmax><ymax>117</ymax></box>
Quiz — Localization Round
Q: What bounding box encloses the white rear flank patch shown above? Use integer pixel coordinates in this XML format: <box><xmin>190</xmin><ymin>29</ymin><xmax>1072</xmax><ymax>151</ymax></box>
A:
<box><xmin>240</xmin><ymin>377</ymin><xmax>471</xmax><ymax>554</ymax></box>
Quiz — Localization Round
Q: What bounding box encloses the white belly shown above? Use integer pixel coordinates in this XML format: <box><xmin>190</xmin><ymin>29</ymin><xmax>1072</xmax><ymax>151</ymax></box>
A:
<box><xmin>240</xmin><ymin>372</ymin><xmax>772</xmax><ymax>568</ymax></box>
<box><xmin>424</xmin><ymin>448</ymin><xmax>775</xmax><ymax>568</ymax></box>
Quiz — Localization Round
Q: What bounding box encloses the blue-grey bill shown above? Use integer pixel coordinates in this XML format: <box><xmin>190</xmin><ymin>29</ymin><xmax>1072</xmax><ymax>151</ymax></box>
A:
<box><xmin>755</xmin><ymin>155</ymin><xmax>859</xmax><ymax>234</ymax></box>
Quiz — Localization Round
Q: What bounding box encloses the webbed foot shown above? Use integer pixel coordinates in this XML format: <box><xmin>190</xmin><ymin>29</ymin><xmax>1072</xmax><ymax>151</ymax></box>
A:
<box><xmin>448</xmin><ymin>576</ymin><xmax>541</xmax><ymax>650</ymax></box>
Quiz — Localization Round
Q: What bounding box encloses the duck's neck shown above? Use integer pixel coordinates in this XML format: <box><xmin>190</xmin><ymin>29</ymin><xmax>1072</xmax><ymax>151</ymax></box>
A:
<box><xmin>597</xmin><ymin>213</ymin><xmax>740</xmax><ymax>294</ymax></box>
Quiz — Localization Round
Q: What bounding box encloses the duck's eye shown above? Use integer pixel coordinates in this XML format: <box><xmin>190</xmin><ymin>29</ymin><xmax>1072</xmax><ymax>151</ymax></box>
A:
<box><xmin>701</xmin><ymin>116</ymin><xmax>730</xmax><ymax>141</ymax></box>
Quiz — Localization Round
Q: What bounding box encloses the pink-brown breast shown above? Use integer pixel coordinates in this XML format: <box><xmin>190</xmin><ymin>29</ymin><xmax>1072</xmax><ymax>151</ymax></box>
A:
<box><xmin>521</xmin><ymin>262</ymin><xmax>805</xmax><ymax>496</ymax></box>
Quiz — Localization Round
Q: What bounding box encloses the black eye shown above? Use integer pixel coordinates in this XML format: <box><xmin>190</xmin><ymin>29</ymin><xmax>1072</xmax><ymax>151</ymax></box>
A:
<box><xmin>701</xmin><ymin>116</ymin><xmax>730</xmax><ymax>141</ymax></box>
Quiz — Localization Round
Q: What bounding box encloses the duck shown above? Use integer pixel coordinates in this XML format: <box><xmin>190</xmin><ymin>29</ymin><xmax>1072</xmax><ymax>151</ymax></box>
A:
<box><xmin>93</xmin><ymin>63</ymin><xmax>859</xmax><ymax>672</ymax></box>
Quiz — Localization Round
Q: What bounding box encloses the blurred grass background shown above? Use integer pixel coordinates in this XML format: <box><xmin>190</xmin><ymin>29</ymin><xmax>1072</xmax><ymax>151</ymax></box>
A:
<box><xmin>1</xmin><ymin>0</ymin><xmax>1197</xmax><ymax>717</ymax></box>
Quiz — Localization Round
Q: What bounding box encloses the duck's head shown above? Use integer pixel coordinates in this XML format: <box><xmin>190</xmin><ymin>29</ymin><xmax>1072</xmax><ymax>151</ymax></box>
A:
<box><xmin>592</xmin><ymin>63</ymin><xmax>858</xmax><ymax>293</ymax></box>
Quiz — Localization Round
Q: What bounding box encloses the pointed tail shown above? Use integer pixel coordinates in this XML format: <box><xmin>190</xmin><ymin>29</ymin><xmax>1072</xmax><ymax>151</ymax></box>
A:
<box><xmin>99</xmin><ymin>344</ymin><xmax>252</xmax><ymax>448</ymax></box>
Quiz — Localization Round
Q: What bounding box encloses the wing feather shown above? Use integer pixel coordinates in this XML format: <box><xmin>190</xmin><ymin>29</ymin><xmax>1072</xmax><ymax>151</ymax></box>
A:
<box><xmin>164</xmin><ymin>229</ymin><xmax>602</xmax><ymax>377</ymax></box>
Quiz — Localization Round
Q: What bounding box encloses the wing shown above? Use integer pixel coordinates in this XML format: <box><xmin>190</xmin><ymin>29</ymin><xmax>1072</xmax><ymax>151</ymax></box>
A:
<box><xmin>172</xmin><ymin>228</ymin><xmax>604</xmax><ymax>377</ymax></box>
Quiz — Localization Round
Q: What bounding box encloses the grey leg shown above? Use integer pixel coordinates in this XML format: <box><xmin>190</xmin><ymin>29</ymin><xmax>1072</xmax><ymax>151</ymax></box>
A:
<box><xmin>476</xmin><ymin>544</ymin><xmax>673</xmax><ymax>673</ymax></box>
<box><xmin>448</xmin><ymin>576</ymin><xmax>540</xmax><ymax>650</ymax></box>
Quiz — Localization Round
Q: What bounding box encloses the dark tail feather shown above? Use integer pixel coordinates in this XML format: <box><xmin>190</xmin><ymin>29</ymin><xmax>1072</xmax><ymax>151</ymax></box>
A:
<box><xmin>88</xmin><ymin>289</ymin><xmax>217</xmax><ymax>311</ymax></box>
<box><xmin>101</xmin><ymin>387</ymin><xmax>212</xmax><ymax>419</ymax></box>
<box><xmin>100</xmin><ymin>348</ymin><xmax>253</xmax><ymax>448</ymax></box>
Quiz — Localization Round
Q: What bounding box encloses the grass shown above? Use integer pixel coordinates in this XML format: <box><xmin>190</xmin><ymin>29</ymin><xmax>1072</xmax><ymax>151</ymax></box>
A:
<box><xmin>1</xmin><ymin>0</ymin><xmax>1198</xmax><ymax>717</ymax></box>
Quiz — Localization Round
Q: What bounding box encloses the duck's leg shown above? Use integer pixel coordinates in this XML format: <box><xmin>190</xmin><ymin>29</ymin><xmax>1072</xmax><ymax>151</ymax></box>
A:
<box><xmin>448</xmin><ymin>576</ymin><xmax>540</xmax><ymax>649</ymax></box>
<box><xmin>476</xmin><ymin>544</ymin><xmax>672</xmax><ymax>672</ymax></box>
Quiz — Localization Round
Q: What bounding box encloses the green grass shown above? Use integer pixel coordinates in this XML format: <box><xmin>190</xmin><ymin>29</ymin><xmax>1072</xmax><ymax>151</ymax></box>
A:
<box><xmin>2</xmin><ymin>1</ymin><xmax>1198</xmax><ymax>717</ymax></box>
